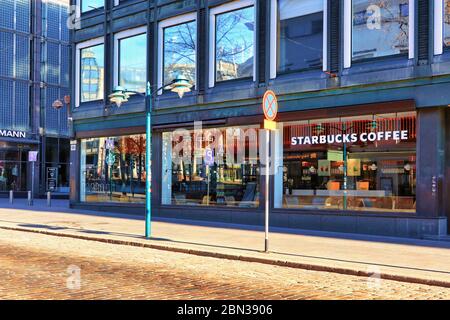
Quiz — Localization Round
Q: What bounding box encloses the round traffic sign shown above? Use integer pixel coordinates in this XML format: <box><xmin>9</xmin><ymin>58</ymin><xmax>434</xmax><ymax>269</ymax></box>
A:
<box><xmin>262</xmin><ymin>90</ymin><xmax>278</xmax><ymax>121</ymax></box>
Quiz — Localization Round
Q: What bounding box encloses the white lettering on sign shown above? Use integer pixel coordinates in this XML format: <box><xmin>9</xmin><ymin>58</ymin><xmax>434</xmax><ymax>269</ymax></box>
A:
<box><xmin>0</xmin><ymin>130</ymin><xmax>26</xmax><ymax>139</ymax></box>
<box><xmin>291</xmin><ymin>131</ymin><xmax>409</xmax><ymax>146</ymax></box>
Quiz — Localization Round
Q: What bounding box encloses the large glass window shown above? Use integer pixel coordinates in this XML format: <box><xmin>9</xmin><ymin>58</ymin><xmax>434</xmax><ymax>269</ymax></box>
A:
<box><xmin>119</xmin><ymin>33</ymin><xmax>147</xmax><ymax>93</ymax></box>
<box><xmin>80</xmin><ymin>44</ymin><xmax>104</xmax><ymax>103</ymax></box>
<box><xmin>276</xmin><ymin>112</ymin><xmax>416</xmax><ymax>213</ymax></box>
<box><xmin>80</xmin><ymin>134</ymin><xmax>147</xmax><ymax>203</ymax></box>
<box><xmin>163</xmin><ymin>20</ymin><xmax>197</xmax><ymax>87</ymax></box>
<box><xmin>81</xmin><ymin>0</ymin><xmax>104</xmax><ymax>13</ymax></box>
<box><xmin>352</xmin><ymin>0</ymin><xmax>409</xmax><ymax>62</ymax></box>
<box><xmin>444</xmin><ymin>0</ymin><xmax>450</xmax><ymax>48</ymax></box>
<box><xmin>0</xmin><ymin>148</ymin><xmax>29</xmax><ymax>192</ymax></box>
<box><xmin>162</xmin><ymin>126</ymin><xmax>260</xmax><ymax>207</ymax></box>
<box><xmin>277</xmin><ymin>0</ymin><xmax>323</xmax><ymax>73</ymax></box>
<box><xmin>215</xmin><ymin>6</ymin><xmax>255</xmax><ymax>82</ymax></box>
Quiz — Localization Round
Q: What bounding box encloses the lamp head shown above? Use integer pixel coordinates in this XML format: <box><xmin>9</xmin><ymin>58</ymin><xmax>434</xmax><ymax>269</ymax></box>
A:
<box><xmin>52</xmin><ymin>99</ymin><xmax>64</xmax><ymax>110</ymax></box>
<box><xmin>170</xmin><ymin>75</ymin><xmax>193</xmax><ymax>99</ymax></box>
<box><xmin>109</xmin><ymin>86</ymin><xmax>129</xmax><ymax>107</ymax></box>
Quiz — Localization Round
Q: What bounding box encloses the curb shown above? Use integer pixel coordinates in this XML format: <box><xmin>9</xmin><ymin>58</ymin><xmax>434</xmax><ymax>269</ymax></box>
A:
<box><xmin>1</xmin><ymin>225</ymin><xmax>449</xmax><ymax>289</ymax></box>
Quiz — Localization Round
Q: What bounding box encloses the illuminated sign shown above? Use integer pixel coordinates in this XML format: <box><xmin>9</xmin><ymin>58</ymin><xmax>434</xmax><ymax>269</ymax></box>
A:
<box><xmin>0</xmin><ymin>130</ymin><xmax>26</xmax><ymax>139</ymax></box>
<box><xmin>291</xmin><ymin>130</ymin><xmax>409</xmax><ymax>146</ymax></box>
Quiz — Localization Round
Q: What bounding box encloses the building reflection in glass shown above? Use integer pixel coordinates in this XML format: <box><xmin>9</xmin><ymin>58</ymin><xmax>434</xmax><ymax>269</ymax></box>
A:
<box><xmin>80</xmin><ymin>45</ymin><xmax>104</xmax><ymax>102</ymax></box>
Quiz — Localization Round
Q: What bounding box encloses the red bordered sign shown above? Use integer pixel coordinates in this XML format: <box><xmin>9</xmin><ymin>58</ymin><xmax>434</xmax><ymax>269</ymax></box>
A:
<box><xmin>262</xmin><ymin>90</ymin><xmax>278</xmax><ymax>121</ymax></box>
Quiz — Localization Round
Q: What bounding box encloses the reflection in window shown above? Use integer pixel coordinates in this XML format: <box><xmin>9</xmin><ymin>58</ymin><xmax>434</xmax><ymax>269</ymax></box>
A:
<box><xmin>119</xmin><ymin>33</ymin><xmax>147</xmax><ymax>93</ymax></box>
<box><xmin>162</xmin><ymin>126</ymin><xmax>260</xmax><ymax>207</ymax></box>
<box><xmin>80</xmin><ymin>44</ymin><xmax>104</xmax><ymax>103</ymax></box>
<box><xmin>277</xmin><ymin>0</ymin><xmax>323</xmax><ymax>73</ymax></box>
<box><xmin>276</xmin><ymin>112</ymin><xmax>417</xmax><ymax>213</ymax></box>
<box><xmin>445</xmin><ymin>0</ymin><xmax>450</xmax><ymax>47</ymax></box>
<box><xmin>215</xmin><ymin>6</ymin><xmax>255</xmax><ymax>82</ymax></box>
<box><xmin>163</xmin><ymin>20</ymin><xmax>197</xmax><ymax>86</ymax></box>
<box><xmin>0</xmin><ymin>149</ymin><xmax>28</xmax><ymax>192</ymax></box>
<box><xmin>81</xmin><ymin>0</ymin><xmax>104</xmax><ymax>13</ymax></box>
<box><xmin>352</xmin><ymin>0</ymin><xmax>409</xmax><ymax>61</ymax></box>
<box><xmin>80</xmin><ymin>135</ymin><xmax>147</xmax><ymax>203</ymax></box>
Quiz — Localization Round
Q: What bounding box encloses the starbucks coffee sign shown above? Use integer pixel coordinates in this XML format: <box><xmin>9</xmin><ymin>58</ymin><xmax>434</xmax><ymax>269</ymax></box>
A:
<box><xmin>291</xmin><ymin>130</ymin><xmax>409</xmax><ymax>146</ymax></box>
<box><xmin>0</xmin><ymin>129</ymin><xmax>26</xmax><ymax>139</ymax></box>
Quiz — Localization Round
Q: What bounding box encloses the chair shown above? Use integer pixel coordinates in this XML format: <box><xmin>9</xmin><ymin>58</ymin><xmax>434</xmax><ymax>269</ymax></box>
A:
<box><xmin>225</xmin><ymin>196</ymin><xmax>235</xmax><ymax>206</ymax></box>
<box><xmin>202</xmin><ymin>195</ymin><xmax>211</xmax><ymax>205</ymax></box>
<box><xmin>174</xmin><ymin>194</ymin><xmax>186</xmax><ymax>205</ymax></box>
<box><xmin>284</xmin><ymin>196</ymin><xmax>299</xmax><ymax>208</ymax></box>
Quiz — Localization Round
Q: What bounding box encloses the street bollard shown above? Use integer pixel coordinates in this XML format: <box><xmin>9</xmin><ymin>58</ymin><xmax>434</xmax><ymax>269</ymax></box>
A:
<box><xmin>28</xmin><ymin>191</ymin><xmax>33</xmax><ymax>206</ymax></box>
<box><xmin>9</xmin><ymin>190</ymin><xmax>13</xmax><ymax>205</ymax></box>
<box><xmin>47</xmin><ymin>192</ymin><xmax>51</xmax><ymax>207</ymax></box>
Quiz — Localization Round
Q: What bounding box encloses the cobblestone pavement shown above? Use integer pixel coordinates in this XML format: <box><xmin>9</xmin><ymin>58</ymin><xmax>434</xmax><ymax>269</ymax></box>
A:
<box><xmin>0</xmin><ymin>229</ymin><xmax>449</xmax><ymax>300</ymax></box>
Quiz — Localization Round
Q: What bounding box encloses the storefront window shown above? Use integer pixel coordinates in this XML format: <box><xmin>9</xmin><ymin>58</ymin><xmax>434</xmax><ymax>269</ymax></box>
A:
<box><xmin>352</xmin><ymin>0</ymin><xmax>409</xmax><ymax>62</ymax></box>
<box><xmin>275</xmin><ymin>112</ymin><xmax>416</xmax><ymax>213</ymax></box>
<box><xmin>80</xmin><ymin>44</ymin><xmax>104</xmax><ymax>103</ymax></box>
<box><xmin>277</xmin><ymin>0</ymin><xmax>323</xmax><ymax>73</ymax></box>
<box><xmin>163</xmin><ymin>20</ymin><xmax>197</xmax><ymax>87</ymax></box>
<box><xmin>162</xmin><ymin>126</ymin><xmax>260</xmax><ymax>207</ymax></box>
<box><xmin>118</xmin><ymin>33</ymin><xmax>147</xmax><ymax>93</ymax></box>
<box><xmin>0</xmin><ymin>147</ymin><xmax>29</xmax><ymax>192</ymax></box>
<box><xmin>215</xmin><ymin>6</ymin><xmax>255</xmax><ymax>82</ymax></box>
<box><xmin>80</xmin><ymin>134</ymin><xmax>146</xmax><ymax>203</ymax></box>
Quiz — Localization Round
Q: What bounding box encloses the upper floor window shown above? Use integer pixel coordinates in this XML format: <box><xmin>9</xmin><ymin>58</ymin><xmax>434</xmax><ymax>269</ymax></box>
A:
<box><xmin>445</xmin><ymin>1</ymin><xmax>450</xmax><ymax>47</ymax></box>
<box><xmin>276</xmin><ymin>0</ymin><xmax>324</xmax><ymax>74</ymax></box>
<box><xmin>75</xmin><ymin>38</ymin><xmax>104</xmax><ymax>107</ymax></box>
<box><xmin>435</xmin><ymin>0</ymin><xmax>450</xmax><ymax>54</ymax></box>
<box><xmin>209</xmin><ymin>1</ymin><xmax>255</xmax><ymax>87</ymax></box>
<box><xmin>80</xmin><ymin>44</ymin><xmax>104</xmax><ymax>103</ymax></box>
<box><xmin>81</xmin><ymin>0</ymin><xmax>104</xmax><ymax>13</ymax></box>
<box><xmin>351</xmin><ymin>0</ymin><xmax>410</xmax><ymax>62</ymax></box>
<box><xmin>158</xmin><ymin>13</ymin><xmax>197</xmax><ymax>94</ymax></box>
<box><xmin>114</xmin><ymin>28</ymin><xmax>147</xmax><ymax>93</ymax></box>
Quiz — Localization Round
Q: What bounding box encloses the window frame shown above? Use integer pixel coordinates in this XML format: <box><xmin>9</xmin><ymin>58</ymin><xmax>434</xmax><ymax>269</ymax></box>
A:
<box><xmin>113</xmin><ymin>26</ymin><xmax>148</xmax><ymax>94</ymax></box>
<box><xmin>78</xmin><ymin>0</ymin><xmax>105</xmax><ymax>14</ymax></box>
<box><xmin>209</xmin><ymin>0</ymin><xmax>256</xmax><ymax>88</ymax></box>
<box><xmin>343</xmin><ymin>0</ymin><xmax>415</xmax><ymax>68</ymax></box>
<box><xmin>432</xmin><ymin>0</ymin><xmax>450</xmax><ymax>55</ymax></box>
<box><xmin>157</xmin><ymin>12</ymin><xmax>197</xmax><ymax>96</ymax></box>
<box><xmin>269</xmin><ymin>0</ymin><xmax>328</xmax><ymax>79</ymax></box>
<box><xmin>75</xmin><ymin>37</ymin><xmax>104</xmax><ymax>108</ymax></box>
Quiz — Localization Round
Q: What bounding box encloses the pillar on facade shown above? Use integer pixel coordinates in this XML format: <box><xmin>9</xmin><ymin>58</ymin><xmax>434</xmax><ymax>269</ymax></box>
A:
<box><xmin>416</xmin><ymin>107</ymin><xmax>447</xmax><ymax>218</ymax></box>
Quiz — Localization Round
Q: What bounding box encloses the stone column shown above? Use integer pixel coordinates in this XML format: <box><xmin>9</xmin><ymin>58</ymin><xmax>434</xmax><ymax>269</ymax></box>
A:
<box><xmin>416</xmin><ymin>107</ymin><xmax>446</xmax><ymax>217</ymax></box>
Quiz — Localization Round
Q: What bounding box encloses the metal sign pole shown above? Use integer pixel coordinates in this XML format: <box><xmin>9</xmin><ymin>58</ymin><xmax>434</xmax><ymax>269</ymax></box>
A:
<box><xmin>265</xmin><ymin>129</ymin><xmax>270</xmax><ymax>253</ymax></box>
<box><xmin>31</xmin><ymin>164</ymin><xmax>34</xmax><ymax>206</ymax></box>
<box><xmin>28</xmin><ymin>151</ymin><xmax>38</xmax><ymax>206</ymax></box>
<box><xmin>261</xmin><ymin>90</ymin><xmax>278</xmax><ymax>254</ymax></box>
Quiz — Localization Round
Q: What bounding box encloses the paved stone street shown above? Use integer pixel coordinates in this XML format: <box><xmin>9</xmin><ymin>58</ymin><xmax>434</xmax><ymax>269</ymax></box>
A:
<box><xmin>0</xmin><ymin>229</ymin><xmax>449</xmax><ymax>300</ymax></box>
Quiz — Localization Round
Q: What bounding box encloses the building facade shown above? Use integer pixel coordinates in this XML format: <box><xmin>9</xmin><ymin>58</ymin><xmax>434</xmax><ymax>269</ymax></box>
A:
<box><xmin>0</xmin><ymin>0</ymin><xmax>71</xmax><ymax>197</ymax></box>
<box><xmin>70</xmin><ymin>0</ymin><xmax>450</xmax><ymax>238</ymax></box>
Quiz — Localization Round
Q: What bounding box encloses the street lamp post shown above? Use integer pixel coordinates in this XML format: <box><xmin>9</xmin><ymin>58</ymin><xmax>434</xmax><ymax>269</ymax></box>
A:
<box><xmin>109</xmin><ymin>76</ymin><xmax>192</xmax><ymax>239</ymax></box>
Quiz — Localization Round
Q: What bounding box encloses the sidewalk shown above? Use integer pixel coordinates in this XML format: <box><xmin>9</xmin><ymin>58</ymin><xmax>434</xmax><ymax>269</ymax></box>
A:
<box><xmin>0</xmin><ymin>199</ymin><xmax>449</xmax><ymax>288</ymax></box>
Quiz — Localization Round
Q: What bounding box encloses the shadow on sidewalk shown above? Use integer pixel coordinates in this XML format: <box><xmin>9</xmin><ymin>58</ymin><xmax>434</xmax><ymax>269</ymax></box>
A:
<box><xmin>6</xmin><ymin>221</ymin><xmax>450</xmax><ymax>275</ymax></box>
<box><xmin>13</xmin><ymin>222</ymin><xmax>263</xmax><ymax>254</ymax></box>
<box><xmin>2</xmin><ymin>201</ymin><xmax>450</xmax><ymax>255</ymax></box>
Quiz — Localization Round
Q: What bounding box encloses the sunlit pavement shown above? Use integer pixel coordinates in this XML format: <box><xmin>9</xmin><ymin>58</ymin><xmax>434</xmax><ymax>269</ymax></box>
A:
<box><xmin>0</xmin><ymin>229</ymin><xmax>449</xmax><ymax>300</ymax></box>
<box><xmin>0</xmin><ymin>199</ymin><xmax>450</xmax><ymax>291</ymax></box>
